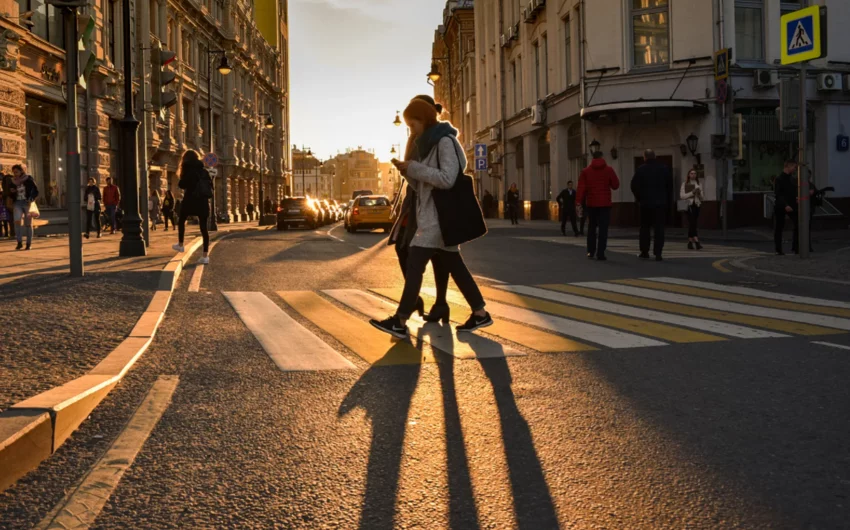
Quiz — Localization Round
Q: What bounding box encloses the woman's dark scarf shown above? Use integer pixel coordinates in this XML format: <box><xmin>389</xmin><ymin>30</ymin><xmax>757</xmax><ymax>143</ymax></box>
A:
<box><xmin>414</xmin><ymin>122</ymin><xmax>458</xmax><ymax>161</ymax></box>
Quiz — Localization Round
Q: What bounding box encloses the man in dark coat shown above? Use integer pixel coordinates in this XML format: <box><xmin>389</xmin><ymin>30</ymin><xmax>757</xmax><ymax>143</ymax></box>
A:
<box><xmin>773</xmin><ymin>160</ymin><xmax>799</xmax><ymax>255</ymax></box>
<box><xmin>556</xmin><ymin>181</ymin><xmax>579</xmax><ymax>236</ymax></box>
<box><xmin>631</xmin><ymin>149</ymin><xmax>673</xmax><ymax>261</ymax></box>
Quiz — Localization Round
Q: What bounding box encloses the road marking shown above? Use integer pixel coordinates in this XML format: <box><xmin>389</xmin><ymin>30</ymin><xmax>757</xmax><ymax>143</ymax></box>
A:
<box><xmin>713</xmin><ymin>259</ymin><xmax>731</xmax><ymax>273</ymax></box>
<box><xmin>223</xmin><ymin>292</ymin><xmax>355</xmax><ymax>371</ymax></box>
<box><xmin>512</xmin><ymin>285</ymin><xmax>782</xmax><ymax>339</ymax></box>
<box><xmin>371</xmin><ymin>287</ymin><xmax>595</xmax><ymax>353</ymax></box>
<box><xmin>187</xmin><ymin>240</ymin><xmax>220</xmax><ymax>293</ymax></box>
<box><xmin>427</xmin><ymin>287</ymin><xmax>666</xmax><ymax>349</ymax></box>
<box><xmin>513</xmin><ymin>236</ymin><xmax>764</xmax><ymax>258</ymax></box>
<box><xmin>649</xmin><ymin>277</ymin><xmax>850</xmax><ymax>310</ymax></box>
<box><xmin>324</xmin><ymin>289</ymin><xmax>525</xmax><ymax>359</ymax></box>
<box><xmin>581</xmin><ymin>281</ymin><xmax>850</xmax><ymax>331</ymax></box>
<box><xmin>36</xmin><ymin>376</ymin><xmax>179</xmax><ymax>530</ymax></box>
<box><xmin>358</xmin><ymin>246</ymin><xmax>368</xmax><ymax>250</ymax></box>
<box><xmin>621</xmin><ymin>278</ymin><xmax>850</xmax><ymax>318</ymax></box>
<box><xmin>473</xmin><ymin>275</ymin><xmax>506</xmax><ymax>284</ymax></box>
<box><xmin>478</xmin><ymin>286</ymin><xmax>724</xmax><ymax>344</ymax></box>
<box><xmin>812</xmin><ymin>341</ymin><xmax>850</xmax><ymax>351</ymax></box>
<box><xmin>542</xmin><ymin>283</ymin><xmax>832</xmax><ymax>336</ymax></box>
<box><xmin>279</xmin><ymin>291</ymin><xmax>435</xmax><ymax>365</ymax></box>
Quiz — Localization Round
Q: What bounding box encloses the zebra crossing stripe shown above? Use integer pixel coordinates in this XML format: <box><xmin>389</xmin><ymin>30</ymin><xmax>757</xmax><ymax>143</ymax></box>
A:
<box><xmin>620</xmin><ymin>279</ymin><xmax>850</xmax><ymax>319</ymax></box>
<box><xmin>506</xmin><ymin>285</ymin><xmax>783</xmax><ymax>340</ymax></box>
<box><xmin>478</xmin><ymin>286</ymin><xmax>724</xmax><ymax>344</ymax></box>
<box><xmin>224</xmin><ymin>292</ymin><xmax>355</xmax><ymax>371</ymax></box>
<box><xmin>543</xmin><ymin>284</ymin><xmax>835</xmax><ymax>336</ymax></box>
<box><xmin>427</xmin><ymin>287</ymin><xmax>667</xmax><ymax>349</ymax></box>
<box><xmin>581</xmin><ymin>282</ymin><xmax>850</xmax><ymax>331</ymax></box>
<box><xmin>648</xmin><ymin>277</ymin><xmax>850</xmax><ymax>311</ymax></box>
<box><xmin>370</xmin><ymin>288</ymin><xmax>596</xmax><ymax>353</ymax></box>
<box><xmin>323</xmin><ymin>289</ymin><xmax>525</xmax><ymax>360</ymax></box>
<box><xmin>278</xmin><ymin>291</ymin><xmax>435</xmax><ymax>366</ymax></box>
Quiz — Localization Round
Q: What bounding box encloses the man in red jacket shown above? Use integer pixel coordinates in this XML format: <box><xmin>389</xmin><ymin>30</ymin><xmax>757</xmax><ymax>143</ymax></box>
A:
<box><xmin>102</xmin><ymin>177</ymin><xmax>121</xmax><ymax>234</ymax></box>
<box><xmin>576</xmin><ymin>150</ymin><xmax>620</xmax><ymax>261</ymax></box>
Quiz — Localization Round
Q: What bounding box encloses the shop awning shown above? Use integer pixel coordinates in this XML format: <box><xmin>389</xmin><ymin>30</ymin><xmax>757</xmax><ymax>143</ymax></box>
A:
<box><xmin>581</xmin><ymin>99</ymin><xmax>709</xmax><ymax>124</ymax></box>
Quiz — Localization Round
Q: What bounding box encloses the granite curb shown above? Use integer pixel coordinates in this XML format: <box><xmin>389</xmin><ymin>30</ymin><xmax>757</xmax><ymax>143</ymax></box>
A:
<box><xmin>728</xmin><ymin>255</ymin><xmax>850</xmax><ymax>286</ymax></box>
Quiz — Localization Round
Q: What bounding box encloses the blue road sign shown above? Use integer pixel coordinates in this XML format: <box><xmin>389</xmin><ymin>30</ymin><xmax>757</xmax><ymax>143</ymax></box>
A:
<box><xmin>474</xmin><ymin>144</ymin><xmax>488</xmax><ymax>159</ymax></box>
<box><xmin>203</xmin><ymin>152</ymin><xmax>219</xmax><ymax>167</ymax></box>
<box><xmin>781</xmin><ymin>6</ymin><xmax>824</xmax><ymax>65</ymax></box>
<box><xmin>475</xmin><ymin>157</ymin><xmax>488</xmax><ymax>171</ymax></box>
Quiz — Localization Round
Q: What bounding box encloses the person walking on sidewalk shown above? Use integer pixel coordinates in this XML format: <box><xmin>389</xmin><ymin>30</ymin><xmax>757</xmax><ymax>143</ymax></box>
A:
<box><xmin>680</xmin><ymin>169</ymin><xmax>703</xmax><ymax>250</ymax></box>
<box><xmin>84</xmin><ymin>177</ymin><xmax>102</xmax><ymax>239</ymax></box>
<box><xmin>0</xmin><ymin>173</ymin><xmax>10</xmax><ymax>239</ymax></box>
<box><xmin>506</xmin><ymin>183</ymin><xmax>520</xmax><ymax>225</ymax></box>
<box><xmin>246</xmin><ymin>201</ymin><xmax>255</xmax><ymax>221</ymax></box>
<box><xmin>556</xmin><ymin>181</ymin><xmax>579</xmax><ymax>236</ymax></box>
<box><xmin>102</xmin><ymin>177</ymin><xmax>120</xmax><ymax>234</ymax></box>
<box><xmin>631</xmin><ymin>149</ymin><xmax>673</xmax><ymax>261</ymax></box>
<box><xmin>148</xmin><ymin>188</ymin><xmax>161</xmax><ymax>231</ymax></box>
<box><xmin>162</xmin><ymin>190</ymin><xmax>175</xmax><ymax>231</ymax></box>
<box><xmin>173</xmin><ymin>150</ymin><xmax>213</xmax><ymax>264</ymax></box>
<box><xmin>370</xmin><ymin>97</ymin><xmax>492</xmax><ymax>338</ymax></box>
<box><xmin>773</xmin><ymin>160</ymin><xmax>799</xmax><ymax>256</ymax></box>
<box><xmin>3</xmin><ymin>173</ymin><xmax>15</xmax><ymax>239</ymax></box>
<box><xmin>576</xmin><ymin>151</ymin><xmax>620</xmax><ymax>261</ymax></box>
<box><xmin>11</xmin><ymin>164</ymin><xmax>38</xmax><ymax>250</ymax></box>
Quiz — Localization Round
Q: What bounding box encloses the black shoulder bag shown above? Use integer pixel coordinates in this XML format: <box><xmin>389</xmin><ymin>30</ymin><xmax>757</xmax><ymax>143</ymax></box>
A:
<box><xmin>431</xmin><ymin>141</ymin><xmax>488</xmax><ymax>246</ymax></box>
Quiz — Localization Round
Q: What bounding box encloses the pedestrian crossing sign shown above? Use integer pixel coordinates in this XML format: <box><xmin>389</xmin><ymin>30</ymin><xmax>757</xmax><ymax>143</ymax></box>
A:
<box><xmin>781</xmin><ymin>6</ymin><xmax>826</xmax><ymax>65</ymax></box>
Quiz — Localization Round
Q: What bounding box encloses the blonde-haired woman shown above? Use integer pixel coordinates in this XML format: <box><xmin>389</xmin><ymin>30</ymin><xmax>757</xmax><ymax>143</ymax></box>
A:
<box><xmin>680</xmin><ymin>168</ymin><xmax>703</xmax><ymax>250</ymax></box>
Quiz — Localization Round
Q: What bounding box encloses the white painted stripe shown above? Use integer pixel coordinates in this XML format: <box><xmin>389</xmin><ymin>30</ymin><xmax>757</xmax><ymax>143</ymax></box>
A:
<box><xmin>36</xmin><ymin>376</ymin><xmax>179</xmax><ymax>530</ymax></box>
<box><xmin>187</xmin><ymin>265</ymin><xmax>204</xmax><ymax>292</ymax></box>
<box><xmin>501</xmin><ymin>285</ymin><xmax>786</xmax><ymax>340</ymax></box>
<box><xmin>473</xmin><ymin>275</ymin><xmax>507</xmax><ymax>284</ymax></box>
<box><xmin>424</xmin><ymin>287</ymin><xmax>666</xmax><ymax>349</ymax></box>
<box><xmin>649</xmin><ymin>277</ymin><xmax>850</xmax><ymax>309</ymax></box>
<box><xmin>358</xmin><ymin>246</ymin><xmax>368</xmax><ymax>251</ymax></box>
<box><xmin>576</xmin><ymin>282</ymin><xmax>850</xmax><ymax>331</ymax></box>
<box><xmin>812</xmin><ymin>341</ymin><xmax>850</xmax><ymax>351</ymax></box>
<box><xmin>224</xmin><ymin>292</ymin><xmax>355</xmax><ymax>371</ymax></box>
<box><xmin>324</xmin><ymin>289</ymin><xmax>524</xmax><ymax>359</ymax></box>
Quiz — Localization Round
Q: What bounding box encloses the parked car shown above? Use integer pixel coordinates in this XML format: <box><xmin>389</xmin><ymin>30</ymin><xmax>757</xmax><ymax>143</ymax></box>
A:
<box><xmin>320</xmin><ymin>199</ymin><xmax>339</xmax><ymax>223</ymax></box>
<box><xmin>331</xmin><ymin>200</ymin><xmax>344</xmax><ymax>222</ymax></box>
<box><xmin>277</xmin><ymin>197</ymin><xmax>320</xmax><ymax>230</ymax></box>
<box><xmin>347</xmin><ymin>195</ymin><xmax>393</xmax><ymax>233</ymax></box>
<box><xmin>311</xmin><ymin>198</ymin><xmax>330</xmax><ymax>226</ymax></box>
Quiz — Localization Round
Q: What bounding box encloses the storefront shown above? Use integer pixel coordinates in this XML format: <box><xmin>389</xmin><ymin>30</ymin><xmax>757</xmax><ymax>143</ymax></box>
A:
<box><xmin>24</xmin><ymin>96</ymin><xmax>64</xmax><ymax>209</ymax></box>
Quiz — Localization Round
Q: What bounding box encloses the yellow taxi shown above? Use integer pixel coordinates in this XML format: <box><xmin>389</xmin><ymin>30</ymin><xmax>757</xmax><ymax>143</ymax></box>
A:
<box><xmin>347</xmin><ymin>195</ymin><xmax>393</xmax><ymax>233</ymax></box>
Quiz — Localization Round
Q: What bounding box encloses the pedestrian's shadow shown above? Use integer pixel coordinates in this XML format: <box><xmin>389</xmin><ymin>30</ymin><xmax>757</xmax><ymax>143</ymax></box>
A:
<box><xmin>338</xmin><ymin>341</ymin><xmax>424</xmax><ymax>530</ymax></box>
<box><xmin>458</xmin><ymin>333</ymin><xmax>561</xmax><ymax>530</ymax></box>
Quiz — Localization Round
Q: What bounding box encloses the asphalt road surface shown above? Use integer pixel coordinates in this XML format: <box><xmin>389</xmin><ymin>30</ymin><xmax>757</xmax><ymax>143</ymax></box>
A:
<box><xmin>3</xmin><ymin>222</ymin><xmax>849</xmax><ymax>530</ymax></box>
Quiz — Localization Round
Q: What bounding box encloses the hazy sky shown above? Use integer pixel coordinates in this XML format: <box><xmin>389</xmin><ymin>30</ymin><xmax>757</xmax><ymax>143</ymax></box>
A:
<box><xmin>289</xmin><ymin>0</ymin><xmax>445</xmax><ymax>163</ymax></box>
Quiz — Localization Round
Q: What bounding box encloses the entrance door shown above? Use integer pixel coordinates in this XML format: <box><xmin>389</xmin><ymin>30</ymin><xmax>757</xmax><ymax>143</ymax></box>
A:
<box><xmin>633</xmin><ymin>156</ymin><xmax>676</xmax><ymax>226</ymax></box>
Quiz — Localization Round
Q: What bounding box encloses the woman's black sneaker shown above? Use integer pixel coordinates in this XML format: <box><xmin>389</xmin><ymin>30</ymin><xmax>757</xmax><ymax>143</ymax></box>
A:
<box><xmin>457</xmin><ymin>312</ymin><xmax>493</xmax><ymax>333</ymax></box>
<box><xmin>369</xmin><ymin>316</ymin><xmax>409</xmax><ymax>339</ymax></box>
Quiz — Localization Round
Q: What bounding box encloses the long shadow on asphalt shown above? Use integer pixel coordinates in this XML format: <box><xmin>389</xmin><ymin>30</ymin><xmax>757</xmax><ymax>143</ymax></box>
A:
<box><xmin>583</xmin><ymin>344</ymin><xmax>850</xmax><ymax>528</ymax></box>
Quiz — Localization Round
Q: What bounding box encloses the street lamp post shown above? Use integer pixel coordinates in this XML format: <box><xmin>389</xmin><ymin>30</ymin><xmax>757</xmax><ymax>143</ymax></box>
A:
<box><xmin>204</xmin><ymin>49</ymin><xmax>232</xmax><ymax>231</ymax></box>
<box><xmin>258</xmin><ymin>113</ymin><xmax>274</xmax><ymax>225</ymax></box>
<box><xmin>314</xmin><ymin>158</ymin><xmax>321</xmax><ymax>198</ymax></box>
<box><xmin>118</xmin><ymin>0</ymin><xmax>145</xmax><ymax>257</ymax></box>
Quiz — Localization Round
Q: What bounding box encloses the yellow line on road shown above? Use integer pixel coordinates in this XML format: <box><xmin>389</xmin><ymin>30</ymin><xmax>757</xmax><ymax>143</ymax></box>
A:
<box><xmin>478</xmin><ymin>286</ymin><xmax>724</xmax><ymax>344</ymax></box>
<box><xmin>371</xmin><ymin>288</ymin><xmax>596</xmax><ymax>353</ymax></box>
<box><xmin>278</xmin><ymin>291</ymin><xmax>435</xmax><ymax>366</ymax></box>
<box><xmin>618</xmin><ymin>279</ymin><xmax>850</xmax><ymax>318</ymax></box>
<box><xmin>713</xmin><ymin>259</ymin><xmax>731</xmax><ymax>273</ymax></box>
<box><xmin>36</xmin><ymin>376</ymin><xmax>179</xmax><ymax>530</ymax></box>
<box><xmin>541</xmin><ymin>284</ymin><xmax>843</xmax><ymax>336</ymax></box>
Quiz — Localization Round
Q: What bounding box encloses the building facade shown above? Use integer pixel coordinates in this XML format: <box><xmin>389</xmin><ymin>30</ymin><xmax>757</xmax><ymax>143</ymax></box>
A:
<box><xmin>327</xmin><ymin>148</ymin><xmax>381</xmax><ymax>202</ymax></box>
<box><xmin>0</xmin><ymin>0</ymin><xmax>289</xmax><ymax>227</ymax></box>
<box><xmin>472</xmin><ymin>0</ymin><xmax>850</xmax><ymax>226</ymax></box>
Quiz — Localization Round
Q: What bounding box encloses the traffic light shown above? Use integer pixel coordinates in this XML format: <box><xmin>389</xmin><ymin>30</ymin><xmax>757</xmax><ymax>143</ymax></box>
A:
<box><xmin>151</xmin><ymin>45</ymin><xmax>178</xmax><ymax>114</ymax></box>
<box><xmin>729</xmin><ymin>114</ymin><xmax>745</xmax><ymax>160</ymax></box>
<box><xmin>77</xmin><ymin>13</ymin><xmax>96</xmax><ymax>89</ymax></box>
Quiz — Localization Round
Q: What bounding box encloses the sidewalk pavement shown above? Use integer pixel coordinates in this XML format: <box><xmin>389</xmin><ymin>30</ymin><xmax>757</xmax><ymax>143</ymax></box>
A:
<box><xmin>740</xmin><ymin>249</ymin><xmax>850</xmax><ymax>283</ymax></box>
<box><xmin>0</xmin><ymin>221</ymin><xmax>263</xmax><ymax>412</ymax></box>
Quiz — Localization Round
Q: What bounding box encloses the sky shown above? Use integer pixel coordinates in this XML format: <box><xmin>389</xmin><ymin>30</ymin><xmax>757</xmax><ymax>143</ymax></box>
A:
<box><xmin>289</xmin><ymin>0</ymin><xmax>445</xmax><ymax>163</ymax></box>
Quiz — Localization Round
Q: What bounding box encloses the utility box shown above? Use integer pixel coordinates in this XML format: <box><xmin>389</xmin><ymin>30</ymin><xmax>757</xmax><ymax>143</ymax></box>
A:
<box><xmin>779</xmin><ymin>78</ymin><xmax>801</xmax><ymax>131</ymax></box>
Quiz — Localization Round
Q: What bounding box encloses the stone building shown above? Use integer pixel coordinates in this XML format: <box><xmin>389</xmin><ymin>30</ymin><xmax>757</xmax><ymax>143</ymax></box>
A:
<box><xmin>328</xmin><ymin>148</ymin><xmax>381</xmax><ymax>202</ymax></box>
<box><xmin>0</xmin><ymin>0</ymin><xmax>290</xmax><ymax>226</ymax></box>
<box><xmin>472</xmin><ymin>0</ymin><xmax>849</xmax><ymax>226</ymax></box>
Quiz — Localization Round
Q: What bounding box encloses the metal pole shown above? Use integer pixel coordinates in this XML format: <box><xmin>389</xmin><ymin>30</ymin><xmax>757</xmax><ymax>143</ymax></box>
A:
<box><xmin>138</xmin><ymin>0</ymin><xmax>150</xmax><ymax>247</ymax></box>
<box><xmin>64</xmin><ymin>7</ymin><xmax>83</xmax><ymax>276</ymax></box>
<box><xmin>798</xmin><ymin>61</ymin><xmax>810</xmax><ymax>258</ymax></box>
<box><xmin>208</xmin><ymin>53</ymin><xmax>218</xmax><ymax>231</ymax></box>
<box><xmin>258</xmin><ymin>128</ymin><xmax>264</xmax><ymax>224</ymax></box>
<box><xmin>119</xmin><ymin>0</ymin><xmax>146</xmax><ymax>257</ymax></box>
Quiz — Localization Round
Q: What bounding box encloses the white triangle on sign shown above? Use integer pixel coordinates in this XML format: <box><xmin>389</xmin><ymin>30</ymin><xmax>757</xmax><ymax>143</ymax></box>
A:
<box><xmin>789</xmin><ymin>21</ymin><xmax>813</xmax><ymax>50</ymax></box>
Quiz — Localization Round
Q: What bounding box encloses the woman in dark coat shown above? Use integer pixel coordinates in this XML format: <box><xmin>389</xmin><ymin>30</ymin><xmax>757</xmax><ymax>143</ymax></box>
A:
<box><xmin>84</xmin><ymin>177</ymin><xmax>102</xmax><ymax>238</ymax></box>
<box><xmin>506</xmin><ymin>183</ymin><xmax>520</xmax><ymax>225</ymax></box>
<box><xmin>162</xmin><ymin>190</ymin><xmax>175</xmax><ymax>231</ymax></box>
<box><xmin>172</xmin><ymin>150</ymin><xmax>213</xmax><ymax>264</ymax></box>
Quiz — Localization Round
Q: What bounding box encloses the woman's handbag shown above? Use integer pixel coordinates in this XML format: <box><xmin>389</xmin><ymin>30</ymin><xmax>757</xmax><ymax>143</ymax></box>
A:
<box><xmin>87</xmin><ymin>193</ymin><xmax>95</xmax><ymax>211</ymax></box>
<box><xmin>676</xmin><ymin>199</ymin><xmax>689</xmax><ymax>212</ymax></box>
<box><xmin>431</xmin><ymin>145</ymin><xmax>488</xmax><ymax>246</ymax></box>
<box><xmin>27</xmin><ymin>201</ymin><xmax>40</xmax><ymax>219</ymax></box>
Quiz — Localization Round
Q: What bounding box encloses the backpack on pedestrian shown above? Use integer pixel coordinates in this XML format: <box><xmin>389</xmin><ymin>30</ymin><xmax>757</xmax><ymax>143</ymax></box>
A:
<box><xmin>194</xmin><ymin>171</ymin><xmax>214</xmax><ymax>200</ymax></box>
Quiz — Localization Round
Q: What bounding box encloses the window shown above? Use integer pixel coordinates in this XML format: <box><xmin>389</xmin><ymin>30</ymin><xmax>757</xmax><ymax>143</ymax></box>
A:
<box><xmin>533</xmin><ymin>41</ymin><xmax>540</xmax><ymax>100</ymax></box>
<box><xmin>199</xmin><ymin>44</ymin><xmax>208</xmax><ymax>77</ymax></box>
<box><xmin>107</xmin><ymin>0</ymin><xmax>118</xmax><ymax>63</ymax></box>
<box><xmin>511</xmin><ymin>60</ymin><xmax>518</xmax><ymax>114</ymax></box>
<box><xmin>631</xmin><ymin>0</ymin><xmax>669</xmax><ymax>68</ymax></box>
<box><xmin>18</xmin><ymin>0</ymin><xmax>64</xmax><ymax>48</ymax></box>
<box><xmin>735</xmin><ymin>0</ymin><xmax>763</xmax><ymax>61</ymax></box>
<box><xmin>541</xmin><ymin>34</ymin><xmax>548</xmax><ymax>97</ymax></box>
<box><xmin>563</xmin><ymin>16</ymin><xmax>572</xmax><ymax>87</ymax></box>
<box><xmin>516</xmin><ymin>55</ymin><xmax>523</xmax><ymax>109</ymax></box>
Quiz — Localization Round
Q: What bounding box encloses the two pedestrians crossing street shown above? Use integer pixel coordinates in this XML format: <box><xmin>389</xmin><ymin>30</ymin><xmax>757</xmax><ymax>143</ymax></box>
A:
<box><xmin>221</xmin><ymin>277</ymin><xmax>850</xmax><ymax>371</ymax></box>
<box><xmin>514</xmin><ymin>236</ymin><xmax>765</xmax><ymax>259</ymax></box>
